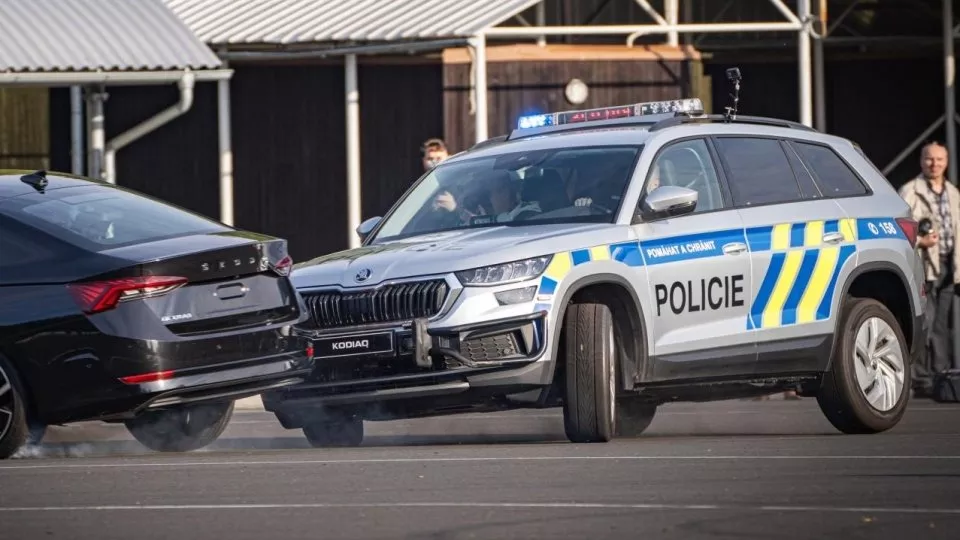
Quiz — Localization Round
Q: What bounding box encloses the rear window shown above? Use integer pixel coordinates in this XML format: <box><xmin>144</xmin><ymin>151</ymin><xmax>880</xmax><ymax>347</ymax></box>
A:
<box><xmin>2</xmin><ymin>185</ymin><xmax>230</xmax><ymax>250</ymax></box>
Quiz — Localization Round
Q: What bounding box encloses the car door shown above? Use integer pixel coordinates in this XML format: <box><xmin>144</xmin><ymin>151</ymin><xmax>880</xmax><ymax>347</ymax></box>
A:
<box><xmin>630</xmin><ymin>137</ymin><xmax>756</xmax><ymax>382</ymax></box>
<box><xmin>711</xmin><ymin>135</ymin><xmax>853</xmax><ymax>377</ymax></box>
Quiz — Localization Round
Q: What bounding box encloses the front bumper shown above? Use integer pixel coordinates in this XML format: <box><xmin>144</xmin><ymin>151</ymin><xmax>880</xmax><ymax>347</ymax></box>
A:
<box><xmin>261</xmin><ymin>312</ymin><xmax>553</xmax><ymax>417</ymax></box>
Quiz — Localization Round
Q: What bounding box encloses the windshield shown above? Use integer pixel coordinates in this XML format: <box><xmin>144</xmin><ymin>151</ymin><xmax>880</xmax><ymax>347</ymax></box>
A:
<box><xmin>372</xmin><ymin>145</ymin><xmax>642</xmax><ymax>241</ymax></box>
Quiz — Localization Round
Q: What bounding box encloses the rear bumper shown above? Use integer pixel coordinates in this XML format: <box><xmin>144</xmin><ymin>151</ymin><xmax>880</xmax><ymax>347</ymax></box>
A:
<box><xmin>261</xmin><ymin>312</ymin><xmax>554</xmax><ymax>421</ymax></box>
<box><xmin>32</xmin><ymin>327</ymin><xmax>315</xmax><ymax>424</ymax></box>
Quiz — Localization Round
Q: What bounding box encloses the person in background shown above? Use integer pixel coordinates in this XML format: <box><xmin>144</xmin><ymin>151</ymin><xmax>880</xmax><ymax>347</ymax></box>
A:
<box><xmin>421</xmin><ymin>138</ymin><xmax>449</xmax><ymax>171</ymax></box>
<box><xmin>899</xmin><ymin>141</ymin><xmax>960</xmax><ymax>397</ymax></box>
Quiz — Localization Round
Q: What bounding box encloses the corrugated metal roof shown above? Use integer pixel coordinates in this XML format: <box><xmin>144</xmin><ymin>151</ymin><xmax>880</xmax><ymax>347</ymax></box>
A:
<box><xmin>164</xmin><ymin>0</ymin><xmax>542</xmax><ymax>46</ymax></box>
<box><xmin>0</xmin><ymin>0</ymin><xmax>221</xmax><ymax>73</ymax></box>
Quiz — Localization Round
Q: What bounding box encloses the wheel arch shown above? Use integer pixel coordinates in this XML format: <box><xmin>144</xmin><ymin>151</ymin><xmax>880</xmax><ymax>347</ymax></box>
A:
<box><xmin>830</xmin><ymin>260</ymin><xmax>917</xmax><ymax>370</ymax></box>
<box><xmin>0</xmin><ymin>349</ymin><xmax>41</xmax><ymax>424</ymax></box>
<box><xmin>539</xmin><ymin>273</ymin><xmax>649</xmax><ymax>404</ymax></box>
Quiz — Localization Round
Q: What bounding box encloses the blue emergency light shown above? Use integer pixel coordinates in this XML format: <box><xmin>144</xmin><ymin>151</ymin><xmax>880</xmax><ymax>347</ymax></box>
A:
<box><xmin>516</xmin><ymin>98</ymin><xmax>704</xmax><ymax>130</ymax></box>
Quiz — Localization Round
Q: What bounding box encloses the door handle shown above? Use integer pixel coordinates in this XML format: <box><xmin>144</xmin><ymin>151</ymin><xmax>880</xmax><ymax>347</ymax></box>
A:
<box><xmin>722</xmin><ymin>242</ymin><xmax>748</xmax><ymax>255</ymax></box>
<box><xmin>823</xmin><ymin>232</ymin><xmax>844</xmax><ymax>244</ymax></box>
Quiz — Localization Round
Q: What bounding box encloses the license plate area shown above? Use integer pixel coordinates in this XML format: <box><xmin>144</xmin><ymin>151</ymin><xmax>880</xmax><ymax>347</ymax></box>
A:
<box><xmin>312</xmin><ymin>331</ymin><xmax>395</xmax><ymax>359</ymax></box>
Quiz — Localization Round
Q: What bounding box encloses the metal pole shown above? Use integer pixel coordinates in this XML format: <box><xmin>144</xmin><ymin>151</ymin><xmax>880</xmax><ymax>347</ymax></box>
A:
<box><xmin>945</xmin><ymin>0</ymin><xmax>957</xmax><ymax>185</ymax></box>
<box><xmin>87</xmin><ymin>86</ymin><xmax>106</xmax><ymax>180</ymax></box>
<box><xmin>665</xmin><ymin>0</ymin><xmax>679</xmax><ymax>46</ymax></box>
<box><xmin>70</xmin><ymin>86</ymin><xmax>84</xmax><ymax>174</ymax></box>
<box><xmin>797</xmin><ymin>0</ymin><xmax>813</xmax><ymax>127</ymax></box>
<box><xmin>345</xmin><ymin>53</ymin><xmax>362</xmax><ymax>249</ymax></box>
<box><xmin>536</xmin><ymin>0</ymin><xmax>546</xmax><ymax>47</ymax></box>
<box><xmin>218</xmin><ymin>57</ymin><xmax>235</xmax><ymax>226</ymax></box>
<box><xmin>813</xmin><ymin>0</ymin><xmax>827</xmax><ymax>131</ymax></box>
<box><xmin>470</xmin><ymin>34</ymin><xmax>488</xmax><ymax>144</ymax></box>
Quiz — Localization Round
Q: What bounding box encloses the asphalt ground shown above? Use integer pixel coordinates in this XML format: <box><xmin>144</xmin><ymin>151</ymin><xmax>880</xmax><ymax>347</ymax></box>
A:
<box><xmin>2</xmin><ymin>397</ymin><xmax>960</xmax><ymax>540</ymax></box>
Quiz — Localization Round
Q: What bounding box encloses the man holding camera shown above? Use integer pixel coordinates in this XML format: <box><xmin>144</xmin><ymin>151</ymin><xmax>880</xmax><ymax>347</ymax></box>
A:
<box><xmin>899</xmin><ymin>141</ymin><xmax>960</xmax><ymax>395</ymax></box>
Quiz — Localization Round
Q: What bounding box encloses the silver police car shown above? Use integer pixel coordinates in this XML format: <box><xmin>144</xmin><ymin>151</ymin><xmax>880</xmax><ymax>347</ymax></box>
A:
<box><xmin>262</xmin><ymin>89</ymin><xmax>925</xmax><ymax>447</ymax></box>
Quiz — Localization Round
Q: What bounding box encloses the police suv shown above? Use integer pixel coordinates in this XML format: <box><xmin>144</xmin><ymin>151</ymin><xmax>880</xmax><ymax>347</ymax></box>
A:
<box><xmin>262</xmin><ymin>83</ymin><xmax>925</xmax><ymax>446</ymax></box>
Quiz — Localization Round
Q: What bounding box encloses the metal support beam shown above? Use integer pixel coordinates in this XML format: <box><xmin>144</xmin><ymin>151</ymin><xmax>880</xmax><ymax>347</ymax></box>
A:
<box><xmin>345</xmin><ymin>54</ymin><xmax>362</xmax><ymax>249</ymax></box>
<box><xmin>469</xmin><ymin>34</ymin><xmax>488</xmax><ymax>144</ymax></box>
<box><xmin>70</xmin><ymin>86</ymin><xmax>84</xmax><ymax>175</ymax></box>
<box><xmin>103</xmin><ymin>71</ymin><xmax>196</xmax><ymax>185</ymax></box>
<box><xmin>488</xmin><ymin>22</ymin><xmax>802</xmax><ymax>39</ymax></box>
<box><xmin>946</xmin><ymin>0</ymin><xmax>958</xmax><ymax>185</ymax></box>
<box><xmin>536</xmin><ymin>0</ymin><xmax>546</xmax><ymax>47</ymax></box>
<box><xmin>813</xmin><ymin>0</ymin><xmax>827</xmax><ymax>131</ymax></box>
<box><xmin>86</xmin><ymin>86</ymin><xmax>106</xmax><ymax>180</ymax></box>
<box><xmin>665</xmin><ymin>0</ymin><xmax>679</xmax><ymax>46</ymax></box>
<box><xmin>798</xmin><ymin>0</ymin><xmax>813</xmax><ymax>128</ymax></box>
<box><xmin>218</xmin><ymin>56</ymin><xmax>235</xmax><ymax>226</ymax></box>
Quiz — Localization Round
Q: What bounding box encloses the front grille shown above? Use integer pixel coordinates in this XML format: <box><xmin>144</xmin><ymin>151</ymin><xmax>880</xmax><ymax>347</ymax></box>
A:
<box><xmin>302</xmin><ymin>279</ymin><xmax>449</xmax><ymax>329</ymax></box>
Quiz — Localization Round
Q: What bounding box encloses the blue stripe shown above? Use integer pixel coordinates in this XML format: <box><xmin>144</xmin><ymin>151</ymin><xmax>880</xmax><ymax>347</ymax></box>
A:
<box><xmin>610</xmin><ymin>241</ymin><xmax>643</xmax><ymax>267</ymax></box>
<box><xmin>790</xmin><ymin>223</ymin><xmax>806</xmax><ymax>248</ymax></box>
<box><xmin>857</xmin><ymin>217</ymin><xmax>906</xmax><ymax>241</ymax></box>
<box><xmin>640</xmin><ymin>228</ymin><xmax>745</xmax><ymax>266</ymax></box>
<box><xmin>746</xmin><ymin>226</ymin><xmax>772</xmax><ymax>252</ymax></box>
<box><xmin>824</xmin><ymin>219</ymin><xmax>839</xmax><ymax>234</ymax></box>
<box><xmin>816</xmin><ymin>244</ymin><xmax>856</xmax><ymax>320</ymax></box>
<box><xmin>781</xmin><ymin>248</ymin><xmax>820</xmax><ymax>325</ymax></box>
<box><xmin>539</xmin><ymin>277</ymin><xmax>558</xmax><ymax>296</ymax></box>
<box><xmin>750</xmin><ymin>252</ymin><xmax>786</xmax><ymax>329</ymax></box>
<box><xmin>571</xmin><ymin>249</ymin><xmax>590</xmax><ymax>266</ymax></box>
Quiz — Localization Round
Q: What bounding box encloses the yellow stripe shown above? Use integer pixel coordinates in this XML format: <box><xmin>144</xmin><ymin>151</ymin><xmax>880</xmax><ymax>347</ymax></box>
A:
<box><xmin>796</xmin><ymin>246</ymin><xmax>838</xmax><ymax>323</ymax></box>
<box><xmin>804</xmin><ymin>220</ymin><xmax>824</xmax><ymax>247</ymax></box>
<box><xmin>771</xmin><ymin>223</ymin><xmax>791</xmax><ymax>250</ymax></box>
<box><xmin>544</xmin><ymin>251</ymin><xmax>573</xmax><ymax>281</ymax></box>
<box><xmin>761</xmin><ymin>249</ymin><xmax>805</xmax><ymax>328</ymax></box>
<box><xmin>589</xmin><ymin>245</ymin><xmax>610</xmax><ymax>261</ymax></box>
<box><xmin>840</xmin><ymin>218</ymin><xmax>856</xmax><ymax>242</ymax></box>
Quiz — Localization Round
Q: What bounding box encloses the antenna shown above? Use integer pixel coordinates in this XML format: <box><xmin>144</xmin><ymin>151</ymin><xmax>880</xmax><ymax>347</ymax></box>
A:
<box><xmin>724</xmin><ymin>67</ymin><xmax>741</xmax><ymax>122</ymax></box>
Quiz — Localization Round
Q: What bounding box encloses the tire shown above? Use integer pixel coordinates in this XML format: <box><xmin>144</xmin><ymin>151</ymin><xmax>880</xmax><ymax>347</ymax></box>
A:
<box><xmin>562</xmin><ymin>302</ymin><xmax>617</xmax><ymax>443</ymax></box>
<box><xmin>302</xmin><ymin>414</ymin><xmax>364</xmax><ymax>448</ymax></box>
<box><xmin>0</xmin><ymin>358</ymin><xmax>29</xmax><ymax>459</ymax></box>
<box><xmin>125</xmin><ymin>401</ymin><xmax>235</xmax><ymax>453</ymax></box>
<box><xmin>816</xmin><ymin>297</ymin><xmax>911</xmax><ymax>434</ymax></box>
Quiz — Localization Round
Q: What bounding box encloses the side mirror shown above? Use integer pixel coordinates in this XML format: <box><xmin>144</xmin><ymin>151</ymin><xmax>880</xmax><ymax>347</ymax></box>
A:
<box><xmin>356</xmin><ymin>216</ymin><xmax>382</xmax><ymax>243</ymax></box>
<box><xmin>638</xmin><ymin>186</ymin><xmax>698</xmax><ymax>221</ymax></box>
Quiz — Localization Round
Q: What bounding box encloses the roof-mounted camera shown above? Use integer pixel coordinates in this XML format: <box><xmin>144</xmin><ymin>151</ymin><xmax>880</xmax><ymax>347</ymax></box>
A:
<box><xmin>724</xmin><ymin>67</ymin><xmax>742</xmax><ymax>122</ymax></box>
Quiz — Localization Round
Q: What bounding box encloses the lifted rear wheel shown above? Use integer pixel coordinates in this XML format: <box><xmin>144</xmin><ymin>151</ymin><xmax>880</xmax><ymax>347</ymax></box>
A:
<box><xmin>125</xmin><ymin>401</ymin><xmax>234</xmax><ymax>453</ymax></box>
<box><xmin>817</xmin><ymin>297</ymin><xmax>910</xmax><ymax>434</ymax></box>
<box><xmin>562</xmin><ymin>302</ymin><xmax>618</xmax><ymax>443</ymax></box>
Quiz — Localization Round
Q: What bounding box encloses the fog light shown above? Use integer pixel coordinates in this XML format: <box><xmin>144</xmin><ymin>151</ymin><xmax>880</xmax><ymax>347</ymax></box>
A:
<box><xmin>494</xmin><ymin>285</ymin><xmax>538</xmax><ymax>306</ymax></box>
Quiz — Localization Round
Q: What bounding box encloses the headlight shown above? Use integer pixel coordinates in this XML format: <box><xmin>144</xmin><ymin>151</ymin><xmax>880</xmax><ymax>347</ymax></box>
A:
<box><xmin>455</xmin><ymin>255</ymin><xmax>553</xmax><ymax>286</ymax></box>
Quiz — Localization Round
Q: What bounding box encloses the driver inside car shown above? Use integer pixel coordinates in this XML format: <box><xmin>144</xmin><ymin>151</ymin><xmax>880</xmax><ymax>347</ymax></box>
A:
<box><xmin>433</xmin><ymin>169</ymin><xmax>541</xmax><ymax>225</ymax></box>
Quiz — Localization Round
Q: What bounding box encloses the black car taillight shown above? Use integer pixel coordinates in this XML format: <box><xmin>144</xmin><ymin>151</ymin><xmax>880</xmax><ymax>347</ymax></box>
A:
<box><xmin>67</xmin><ymin>276</ymin><xmax>188</xmax><ymax>314</ymax></box>
<box><xmin>270</xmin><ymin>255</ymin><xmax>293</xmax><ymax>276</ymax></box>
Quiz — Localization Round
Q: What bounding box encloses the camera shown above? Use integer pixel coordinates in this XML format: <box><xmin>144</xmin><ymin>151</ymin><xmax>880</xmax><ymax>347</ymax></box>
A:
<box><xmin>919</xmin><ymin>217</ymin><xmax>934</xmax><ymax>237</ymax></box>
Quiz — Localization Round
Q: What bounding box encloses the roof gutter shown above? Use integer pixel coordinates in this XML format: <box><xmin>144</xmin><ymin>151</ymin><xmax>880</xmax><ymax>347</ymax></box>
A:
<box><xmin>102</xmin><ymin>70</ymin><xmax>196</xmax><ymax>184</ymax></box>
<box><xmin>217</xmin><ymin>38</ymin><xmax>469</xmax><ymax>61</ymax></box>
<box><xmin>0</xmin><ymin>68</ymin><xmax>232</xmax><ymax>87</ymax></box>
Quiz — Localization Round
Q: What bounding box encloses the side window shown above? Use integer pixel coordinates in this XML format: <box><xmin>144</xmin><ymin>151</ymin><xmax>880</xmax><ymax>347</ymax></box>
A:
<box><xmin>714</xmin><ymin>137</ymin><xmax>804</xmax><ymax>206</ymax></box>
<box><xmin>790</xmin><ymin>141</ymin><xmax>869</xmax><ymax>197</ymax></box>
<box><xmin>645</xmin><ymin>138</ymin><xmax>725</xmax><ymax>214</ymax></box>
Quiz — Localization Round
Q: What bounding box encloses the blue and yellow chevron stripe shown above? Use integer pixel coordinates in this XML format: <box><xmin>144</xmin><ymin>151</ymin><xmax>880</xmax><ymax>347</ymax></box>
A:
<box><xmin>532</xmin><ymin>216</ymin><xmax>906</xmax><ymax>324</ymax></box>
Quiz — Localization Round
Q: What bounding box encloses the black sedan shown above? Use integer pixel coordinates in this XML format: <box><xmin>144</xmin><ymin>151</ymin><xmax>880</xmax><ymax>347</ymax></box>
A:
<box><xmin>0</xmin><ymin>170</ymin><xmax>314</xmax><ymax>458</ymax></box>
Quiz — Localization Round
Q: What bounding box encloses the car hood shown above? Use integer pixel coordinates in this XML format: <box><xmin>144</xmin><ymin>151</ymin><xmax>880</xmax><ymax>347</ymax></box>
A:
<box><xmin>291</xmin><ymin>223</ymin><xmax>635</xmax><ymax>289</ymax></box>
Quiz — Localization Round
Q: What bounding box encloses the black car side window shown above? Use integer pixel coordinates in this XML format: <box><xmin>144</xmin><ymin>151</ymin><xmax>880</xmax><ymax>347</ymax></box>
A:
<box><xmin>713</xmin><ymin>137</ymin><xmax>804</xmax><ymax>207</ymax></box>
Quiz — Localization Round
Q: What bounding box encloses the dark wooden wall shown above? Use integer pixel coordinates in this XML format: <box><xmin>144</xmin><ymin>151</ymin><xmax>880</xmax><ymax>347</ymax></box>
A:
<box><xmin>49</xmin><ymin>61</ymin><xmax>443</xmax><ymax>263</ymax></box>
<box><xmin>441</xmin><ymin>45</ymin><xmax>701</xmax><ymax>153</ymax></box>
<box><xmin>704</xmin><ymin>54</ymin><xmax>951</xmax><ymax>187</ymax></box>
